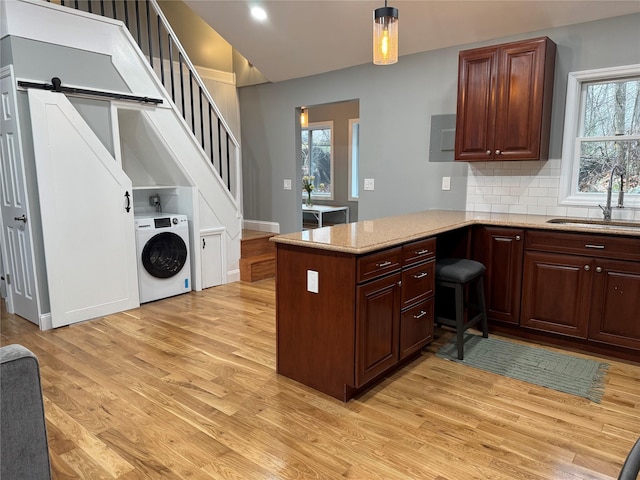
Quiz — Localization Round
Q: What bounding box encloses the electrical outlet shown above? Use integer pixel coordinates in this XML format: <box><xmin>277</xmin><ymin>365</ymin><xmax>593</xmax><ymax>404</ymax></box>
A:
<box><xmin>307</xmin><ymin>270</ymin><xmax>319</xmax><ymax>293</ymax></box>
<box><xmin>283</xmin><ymin>179</ymin><xmax>292</xmax><ymax>190</ymax></box>
<box><xmin>364</xmin><ymin>178</ymin><xmax>375</xmax><ymax>191</ymax></box>
<box><xmin>442</xmin><ymin>176</ymin><xmax>451</xmax><ymax>191</ymax></box>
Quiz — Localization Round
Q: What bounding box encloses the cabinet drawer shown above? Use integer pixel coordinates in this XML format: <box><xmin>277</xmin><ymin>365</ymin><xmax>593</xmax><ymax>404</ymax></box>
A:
<box><xmin>357</xmin><ymin>247</ymin><xmax>402</xmax><ymax>283</ymax></box>
<box><xmin>400</xmin><ymin>298</ymin><xmax>434</xmax><ymax>359</ymax></box>
<box><xmin>402</xmin><ymin>237</ymin><xmax>436</xmax><ymax>266</ymax></box>
<box><xmin>401</xmin><ymin>260</ymin><xmax>435</xmax><ymax>309</ymax></box>
<box><xmin>527</xmin><ymin>230</ymin><xmax>640</xmax><ymax>261</ymax></box>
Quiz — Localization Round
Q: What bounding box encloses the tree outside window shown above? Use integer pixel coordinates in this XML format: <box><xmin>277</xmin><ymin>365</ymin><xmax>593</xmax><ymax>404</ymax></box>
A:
<box><xmin>577</xmin><ymin>77</ymin><xmax>640</xmax><ymax>194</ymax></box>
<box><xmin>301</xmin><ymin>122</ymin><xmax>333</xmax><ymax>198</ymax></box>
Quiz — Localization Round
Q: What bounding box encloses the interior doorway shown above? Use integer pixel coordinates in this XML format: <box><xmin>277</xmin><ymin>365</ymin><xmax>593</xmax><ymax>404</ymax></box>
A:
<box><xmin>298</xmin><ymin>99</ymin><xmax>360</xmax><ymax>230</ymax></box>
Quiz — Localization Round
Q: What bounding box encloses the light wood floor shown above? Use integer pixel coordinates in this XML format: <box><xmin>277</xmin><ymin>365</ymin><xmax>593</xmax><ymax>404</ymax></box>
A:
<box><xmin>2</xmin><ymin>279</ymin><xmax>639</xmax><ymax>479</ymax></box>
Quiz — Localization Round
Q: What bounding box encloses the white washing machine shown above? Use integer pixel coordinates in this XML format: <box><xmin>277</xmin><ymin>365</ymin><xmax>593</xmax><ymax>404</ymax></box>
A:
<box><xmin>135</xmin><ymin>214</ymin><xmax>191</xmax><ymax>303</ymax></box>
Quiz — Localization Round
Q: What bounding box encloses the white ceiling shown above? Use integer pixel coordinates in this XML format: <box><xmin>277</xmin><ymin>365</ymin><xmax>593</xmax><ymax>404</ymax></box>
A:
<box><xmin>183</xmin><ymin>1</ymin><xmax>640</xmax><ymax>83</ymax></box>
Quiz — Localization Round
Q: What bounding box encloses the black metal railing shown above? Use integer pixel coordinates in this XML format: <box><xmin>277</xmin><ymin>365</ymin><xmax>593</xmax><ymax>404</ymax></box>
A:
<box><xmin>45</xmin><ymin>0</ymin><xmax>238</xmax><ymax>198</ymax></box>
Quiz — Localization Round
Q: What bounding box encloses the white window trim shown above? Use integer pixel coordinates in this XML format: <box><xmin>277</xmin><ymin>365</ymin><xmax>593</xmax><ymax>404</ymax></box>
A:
<box><xmin>559</xmin><ymin>64</ymin><xmax>640</xmax><ymax>208</ymax></box>
<box><xmin>302</xmin><ymin>121</ymin><xmax>334</xmax><ymax>201</ymax></box>
<box><xmin>348</xmin><ymin>118</ymin><xmax>359</xmax><ymax>201</ymax></box>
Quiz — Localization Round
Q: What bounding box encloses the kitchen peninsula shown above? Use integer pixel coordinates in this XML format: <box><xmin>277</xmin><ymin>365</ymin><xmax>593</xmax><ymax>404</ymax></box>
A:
<box><xmin>272</xmin><ymin>210</ymin><xmax>640</xmax><ymax>401</ymax></box>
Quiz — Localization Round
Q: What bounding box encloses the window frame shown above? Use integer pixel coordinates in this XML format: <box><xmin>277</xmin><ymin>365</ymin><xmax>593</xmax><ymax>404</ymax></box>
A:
<box><xmin>559</xmin><ymin>64</ymin><xmax>640</xmax><ymax>208</ymax></box>
<box><xmin>348</xmin><ymin>118</ymin><xmax>360</xmax><ymax>201</ymax></box>
<box><xmin>301</xmin><ymin>121</ymin><xmax>334</xmax><ymax>200</ymax></box>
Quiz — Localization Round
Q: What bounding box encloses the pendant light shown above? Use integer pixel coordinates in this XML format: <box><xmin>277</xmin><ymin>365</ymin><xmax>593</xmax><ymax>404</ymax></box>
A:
<box><xmin>373</xmin><ymin>0</ymin><xmax>398</xmax><ymax>65</ymax></box>
<box><xmin>300</xmin><ymin>107</ymin><xmax>308</xmax><ymax>128</ymax></box>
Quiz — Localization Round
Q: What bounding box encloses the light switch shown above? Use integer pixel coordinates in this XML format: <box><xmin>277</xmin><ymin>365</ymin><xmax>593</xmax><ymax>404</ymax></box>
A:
<box><xmin>283</xmin><ymin>179</ymin><xmax>292</xmax><ymax>190</ymax></box>
<box><xmin>307</xmin><ymin>270</ymin><xmax>319</xmax><ymax>293</ymax></box>
<box><xmin>364</xmin><ymin>178</ymin><xmax>375</xmax><ymax>191</ymax></box>
<box><xmin>442</xmin><ymin>176</ymin><xmax>451</xmax><ymax>191</ymax></box>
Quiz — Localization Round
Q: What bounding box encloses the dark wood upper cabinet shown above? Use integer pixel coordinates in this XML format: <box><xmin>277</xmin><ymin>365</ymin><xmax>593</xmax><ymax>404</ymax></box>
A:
<box><xmin>455</xmin><ymin>37</ymin><xmax>556</xmax><ymax>162</ymax></box>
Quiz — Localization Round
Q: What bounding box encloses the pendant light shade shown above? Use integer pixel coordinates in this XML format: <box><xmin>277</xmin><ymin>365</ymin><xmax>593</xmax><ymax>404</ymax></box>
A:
<box><xmin>300</xmin><ymin>107</ymin><xmax>308</xmax><ymax>128</ymax></box>
<box><xmin>373</xmin><ymin>2</ymin><xmax>398</xmax><ymax>65</ymax></box>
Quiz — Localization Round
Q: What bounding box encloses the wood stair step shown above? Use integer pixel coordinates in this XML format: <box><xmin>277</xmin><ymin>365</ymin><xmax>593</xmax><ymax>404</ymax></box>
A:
<box><xmin>240</xmin><ymin>254</ymin><xmax>275</xmax><ymax>282</ymax></box>
<box><xmin>241</xmin><ymin>232</ymin><xmax>276</xmax><ymax>258</ymax></box>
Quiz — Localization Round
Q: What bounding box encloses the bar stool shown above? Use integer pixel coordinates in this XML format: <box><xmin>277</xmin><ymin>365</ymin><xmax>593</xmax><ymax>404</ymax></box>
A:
<box><xmin>435</xmin><ymin>258</ymin><xmax>488</xmax><ymax>360</ymax></box>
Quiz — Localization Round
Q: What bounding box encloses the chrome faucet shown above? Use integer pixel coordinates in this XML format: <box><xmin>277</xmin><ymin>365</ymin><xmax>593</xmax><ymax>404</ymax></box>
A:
<box><xmin>599</xmin><ymin>164</ymin><xmax>625</xmax><ymax>221</ymax></box>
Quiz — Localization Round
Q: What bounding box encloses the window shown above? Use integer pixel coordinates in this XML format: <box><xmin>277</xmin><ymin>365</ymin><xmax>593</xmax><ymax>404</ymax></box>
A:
<box><xmin>349</xmin><ymin>118</ymin><xmax>360</xmax><ymax>200</ymax></box>
<box><xmin>560</xmin><ymin>65</ymin><xmax>640</xmax><ymax>206</ymax></box>
<box><xmin>301</xmin><ymin>121</ymin><xmax>333</xmax><ymax>199</ymax></box>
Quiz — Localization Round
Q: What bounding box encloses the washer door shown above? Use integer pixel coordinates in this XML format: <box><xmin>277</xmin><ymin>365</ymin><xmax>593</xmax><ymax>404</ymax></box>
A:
<box><xmin>141</xmin><ymin>232</ymin><xmax>188</xmax><ymax>279</ymax></box>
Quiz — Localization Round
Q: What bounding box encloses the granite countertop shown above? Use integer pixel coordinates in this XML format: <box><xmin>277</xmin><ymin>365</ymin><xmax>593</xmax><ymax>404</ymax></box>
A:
<box><xmin>270</xmin><ymin>210</ymin><xmax>640</xmax><ymax>254</ymax></box>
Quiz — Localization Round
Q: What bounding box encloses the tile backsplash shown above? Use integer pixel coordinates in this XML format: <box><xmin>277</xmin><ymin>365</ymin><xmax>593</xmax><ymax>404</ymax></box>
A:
<box><xmin>465</xmin><ymin>159</ymin><xmax>640</xmax><ymax>221</ymax></box>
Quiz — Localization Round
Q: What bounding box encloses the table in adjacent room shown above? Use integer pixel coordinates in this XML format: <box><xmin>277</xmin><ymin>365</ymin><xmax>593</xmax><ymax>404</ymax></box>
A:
<box><xmin>302</xmin><ymin>204</ymin><xmax>349</xmax><ymax>228</ymax></box>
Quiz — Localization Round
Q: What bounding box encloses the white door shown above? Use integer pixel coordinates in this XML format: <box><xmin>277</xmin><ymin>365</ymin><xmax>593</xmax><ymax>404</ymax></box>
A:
<box><xmin>27</xmin><ymin>88</ymin><xmax>139</xmax><ymax>328</ymax></box>
<box><xmin>201</xmin><ymin>229</ymin><xmax>224</xmax><ymax>288</ymax></box>
<box><xmin>0</xmin><ymin>67</ymin><xmax>41</xmax><ymax>324</ymax></box>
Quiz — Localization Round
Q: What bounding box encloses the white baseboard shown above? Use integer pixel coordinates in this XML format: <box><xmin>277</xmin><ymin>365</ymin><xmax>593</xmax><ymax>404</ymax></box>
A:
<box><xmin>243</xmin><ymin>219</ymin><xmax>280</xmax><ymax>234</ymax></box>
<box><xmin>40</xmin><ymin>313</ymin><xmax>53</xmax><ymax>331</ymax></box>
<box><xmin>227</xmin><ymin>269</ymin><xmax>240</xmax><ymax>283</ymax></box>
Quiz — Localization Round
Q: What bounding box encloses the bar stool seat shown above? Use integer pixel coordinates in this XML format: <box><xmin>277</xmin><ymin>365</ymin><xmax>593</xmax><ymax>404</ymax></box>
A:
<box><xmin>435</xmin><ymin>258</ymin><xmax>488</xmax><ymax>360</ymax></box>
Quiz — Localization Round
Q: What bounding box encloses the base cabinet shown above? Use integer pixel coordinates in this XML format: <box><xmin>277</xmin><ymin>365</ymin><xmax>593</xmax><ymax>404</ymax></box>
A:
<box><xmin>521</xmin><ymin>230</ymin><xmax>640</xmax><ymax>350</ymax></box>
<box><xmin>521</xmin><ymin>251</ymin><xmax>592</xmax><ymax>338</ymax></box>
<box><xmin>588</xmin><ymin>259</ymin><xmax>640</xmax><ymax>350</ymax></box>
<box><xmin>277</xmin><ymin>238</ymin><xmax>435</xmax><ymax>401</ymax></box>
<box><xmin>472</xmin><ymin>226</ymin><xmax>524</xmax><ymax>324</ymax></box>
<box><xmin>356</xmin><ymin>273</ymin><xmax>401</xmax><ymax>386</ymax></box>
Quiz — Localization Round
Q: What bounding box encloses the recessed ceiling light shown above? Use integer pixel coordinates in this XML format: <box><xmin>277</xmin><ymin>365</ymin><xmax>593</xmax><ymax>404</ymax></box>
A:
<box><xmin>251</xmin><ymin>6</ymin><xmax>267</xmax><ymax>21</ymax></box>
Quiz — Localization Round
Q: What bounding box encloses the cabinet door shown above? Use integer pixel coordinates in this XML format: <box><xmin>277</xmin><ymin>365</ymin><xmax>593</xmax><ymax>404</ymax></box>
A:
<box><xmin>454</xmin><ymin>46</ymin><xmax>498</xmax><ymax>161</ymax></box>
<box><xmin>355</xmin><ymin>273</ymin><xmax>401</xmax><ymax>386</ymax></box>
<box><xmin>494</xmin><ymin>38</ymin><xmax>551</xmax><ymax>160</ymax></box>
<box><xmin>472</xmin><ymin>227</ymin><xmax>524</xmax><ymax>324</ymax></box>
<box><xmin>521</xmin><ymin>252</ymin><xmax>592</xmax><ymax>338</ymax></box>
<box><xmin>400</xmin><ymin>298</ymin><xmax>434</xmax><ymax>360</ymax></box>
<box><xmin>588</xmin><ymin>259</ymin><xmax>640</xmax><ymax>350</ymax></box>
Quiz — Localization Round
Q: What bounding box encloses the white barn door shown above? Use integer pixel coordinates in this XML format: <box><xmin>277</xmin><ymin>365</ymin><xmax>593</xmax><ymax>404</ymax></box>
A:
<box><xmin>0</xmin><ymin>67</ymin><xmax>42</xmax><ymax>324</ymax></box>
<box><xmin>28</xmin><ymin>89</ymin><xmax>139</xmax><ymax>328</ymax></box>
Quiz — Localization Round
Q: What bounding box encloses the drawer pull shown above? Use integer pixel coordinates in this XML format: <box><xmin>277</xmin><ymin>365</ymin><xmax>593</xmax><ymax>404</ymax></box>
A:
<box><xmin>415</xmin><ymin>249</ymin><xmax>430</xmax><ymax>255</ymax></box>
<box><xmin>596</xmin><ymin>266</ymin><xmax>603</xmax><ymax>273</ymax></box>
<box><xmin>376</xmin><ymin>260</ymin><xmax>392</xmax><ymax>268</ymax></box>
<box><xmin>413</xmin><ymin>310</ymin><xmax>428</xmax><ymax>319</ymax></box>
<box><xmin>584</xmin><ymin>265</ymin><xmax>590</xmax><ymax>271</ymax></box>
<box><xmin>413</xmin><ymin>272</ymin><xmax>429</xmax><ymax>279</ymax></box>
<box><xmin>585</xmin><ymin>244</ymin><xmax>605</xmax><ymax>249</ymax></box>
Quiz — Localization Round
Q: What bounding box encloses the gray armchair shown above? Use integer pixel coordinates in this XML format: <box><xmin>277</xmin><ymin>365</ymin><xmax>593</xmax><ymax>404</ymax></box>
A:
<box><xmin>619</xmin><ymin>438</ymin><xmax>640</xmax><ymax>480</ymax></box>
<box><xmin>0</xmin><ymin>344</ymin><xmax>52</xmax><ymax>480</ymax></box>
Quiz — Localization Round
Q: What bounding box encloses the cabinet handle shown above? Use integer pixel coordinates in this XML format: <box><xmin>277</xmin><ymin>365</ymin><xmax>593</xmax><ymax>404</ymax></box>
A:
<box><xmin>596</xmin><ymin>266</ymin><xmax>603</xmax><ymax>273</ymax></box>
<box><xmin>495</xmin><ymin>149</ymin><xmax>501</xmax><ymax>155</ymax></box>
<box><xmin>413</xmin><ymin>310</ymin><xmax>428</xmax><ymax>319</ymax></box>
<box><xmin>585</xmin><ymin>244</ymin><xmax>605</xmax><ymax>249</ymax></box>
<box><xmin>376</xmin><ymin>260</ymin><xmax>392</xmax><ymax>268</ymax></box>
<box><xmin>413</xmin><ymin>272</ymin><xmax>429</xmax><ymax>279</ymax></box>
<box><xmin>486</xmin><ymin>150</ymin><xmax>491</xmax><ymax>155</ymax></box>
<box><xmin>584</xmin><ymin>265</ymin><xmax>590</xmax><ymax>271</ymax></box>
<box><xmin>415</xmin><ymin>249</ymin><xmax>430</xmax><ymax>255</ymax></box>
<box><xmin>515</xmin><ymin>235</ymin><xmax>521</xmax><ymax>241</ymax></box>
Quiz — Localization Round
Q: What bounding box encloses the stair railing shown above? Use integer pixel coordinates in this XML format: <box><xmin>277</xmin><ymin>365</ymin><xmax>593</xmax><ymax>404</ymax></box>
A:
<box><xmin>45</xmin><ymin>0</ymin><xmax>240</xmax><ymax>203</ymax></box>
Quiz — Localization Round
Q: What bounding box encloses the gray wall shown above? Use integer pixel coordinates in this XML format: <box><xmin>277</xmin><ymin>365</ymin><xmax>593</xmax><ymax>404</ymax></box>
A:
<box><xmin>239</xmin><ymin>13</ymin><xmax>640</xmax><ymax>234</ymax></box>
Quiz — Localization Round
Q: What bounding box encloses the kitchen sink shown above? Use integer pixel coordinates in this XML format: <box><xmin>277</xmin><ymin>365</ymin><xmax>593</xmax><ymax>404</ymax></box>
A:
<box><xmin>546</xmin><ymin>218</ymin><xmax>640</xmax><ymax>230</ymax></box>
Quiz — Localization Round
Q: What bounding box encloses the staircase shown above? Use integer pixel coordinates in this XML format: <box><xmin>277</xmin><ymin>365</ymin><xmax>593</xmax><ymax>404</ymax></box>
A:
<box><xmin>240</xmin><ymin>230</ymin><xmax>276</xmax><ymax>282</ymax></box>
